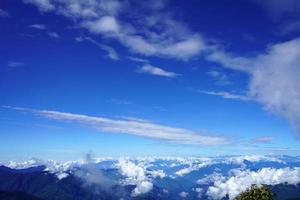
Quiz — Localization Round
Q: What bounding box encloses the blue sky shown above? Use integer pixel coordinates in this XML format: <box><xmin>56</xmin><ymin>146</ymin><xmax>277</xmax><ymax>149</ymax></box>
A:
<box><xmin>1</xmin><ymin>0</ymin><xmax>300</xmax><ymax>160</ymax></box>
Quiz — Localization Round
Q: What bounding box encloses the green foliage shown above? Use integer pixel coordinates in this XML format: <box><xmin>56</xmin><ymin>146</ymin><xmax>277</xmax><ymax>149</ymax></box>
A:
<box><xmin>235</xmin><ymin>185</ymin><xmax>274</xmax><ymax>200</ymax></box>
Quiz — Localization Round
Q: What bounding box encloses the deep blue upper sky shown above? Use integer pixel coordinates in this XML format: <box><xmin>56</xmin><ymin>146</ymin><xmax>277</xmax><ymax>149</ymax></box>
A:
<box><xmin>0</xmin><ymin>0</ymin><xmax>300</xmax><ymax>160</ymax></box>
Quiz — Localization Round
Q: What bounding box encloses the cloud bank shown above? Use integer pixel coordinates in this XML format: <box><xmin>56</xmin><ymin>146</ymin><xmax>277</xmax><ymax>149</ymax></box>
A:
<box><xmin>207</xmin><ymin>167</ymin><xmax>300</xmax><ymax>199</ymax></box>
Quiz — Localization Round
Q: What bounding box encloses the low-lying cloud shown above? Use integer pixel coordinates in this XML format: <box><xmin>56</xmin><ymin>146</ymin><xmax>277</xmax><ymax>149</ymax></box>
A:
<box><xmin>207</xmin><ymin>167</ymin><xmax>300</xmax><ymax>200</ymax></box>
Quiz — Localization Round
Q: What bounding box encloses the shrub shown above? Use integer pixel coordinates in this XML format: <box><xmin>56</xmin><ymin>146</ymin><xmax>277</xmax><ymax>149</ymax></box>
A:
<box><xmin>235</xmin><ymin>185</ymin><xmax>274</xmax><ymax>200</ymax></box>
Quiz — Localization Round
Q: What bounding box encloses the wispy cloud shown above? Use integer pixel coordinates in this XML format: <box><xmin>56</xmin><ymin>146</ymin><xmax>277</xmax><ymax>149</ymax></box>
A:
<box><xmin>28</xmin><ymin>24</ymin><xmax>60</xmax><ymax>39</ymax></box>
<box><xmin>20</xmin><ymin>0</ymin><xmax>300</xmax><ymax>137</ymax></box>
<box><xmin>23</xmin><ymin>0</ymin><xmax>54</xmax><ymax>12</ymax></box>
<box><xmin>198</xmin><ymin>90</ymin><xmax>253</xmax><ymax>101</ymax></box>
<box><xmin>0</xmin><ymin>8</ymin><xmax>9</xmax><ymax>17</ymax></box>
<box><xmin>48</xmin><ymin>32</ymin><xmax>60</xmax><ymax>38</ymax></box>
<box><xmin>207</xmin><ymin>70</ymin><xmax>231</xmax><ymax>85</ymax></box>
<box><xmin>75</xmin><ymin>36</ymin><xmax>119</xmax><ymax>60</ymax></box>
<box><xmin>7</xmin><ymin>61</ymin><xmax>25</xmax><ymax>68</ymax></box>
<box><xmin>127</xmin><ymin>56</ymin><xmax>149</xmax><ymax>63</ymax></box>
<box><xmin>137</xmin><ymin>64</ymin><xmax>180</xmax><ymax>78</ymax></box>
<box><xmin>28</xmin><ymin>24</ymin><xmax>46</xmax><ymax>30</ymax></box>
<box><xmin>251</xmin><ymin>136</ymin><xmax>274</xmax><ymax>144</ymax></box>
<box><xmin>278</xmin><ymin>21</ymin><xmax>300</xmax><ymax>35</ymax></box>
<box><xmin>252</xmin><ymin>0</ymin><xmax>300</xmax><ymax>20</ymax></box>
<box><xmin>109</xmin><ymin>98</ymin><xmax>132</xmax><ymax>105</ymax></box>
<box><xmin>22</xmin><ymin>0</ymin><xmax>205</xmax><ymax>60</ymax></box>
<box><xmin>4</xmin><ymin>106</ymin><xmax>228</xmax><ymax>146</ymax></box>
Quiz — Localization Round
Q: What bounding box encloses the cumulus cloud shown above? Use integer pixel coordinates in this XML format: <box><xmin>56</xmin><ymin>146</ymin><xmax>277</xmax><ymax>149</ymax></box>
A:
<box><xmin>4</xmin><ymin>154</ymin><xmax>298</xmax><ymax>198</ymax></box>
<box><xmin>137</xmin><ymin>64</ymin><xmax>179</xmax><ymax>78</ymax></box>
<box><xmin>207</xmin><ymin>38</ymin><xmax>300</xmax><ymax>135</ymax></box>
<box><xmin>4</xmin><ymin>106</ymin><xmax>227</xmax><ymax>145</ymax></box>
<box><xmin>224</xmin><ymin>155</ymin><xmax>284</xmax><ymax>165</ymax></box>
<box><xmin>247</xmin><ymin>39</ymin><xmax>300</xmax><ymax>133</ymax></box>
<box><xmin>175</xmin><ymin>158</ymin><xmax>213</xmax><ymax>176</ymax></box>
<box><xmin>115</xmin><ymin>158</ymin><xmax>153</xmax><ymax>196</ymax></box>
<box><xmin>192</xmin><ymin>187</ymin><xmax>204</xmax><ymax>198</ymax></box>
<box><xmin>197</xmin><ymin>172</ymin><xmax>225</xmax><ymax>185</ymax></box>
<box><xmin>75</xmin><ymin>36</ymin><xmax>119</xmax><ymax>60</ymax></box>
<box><xmin>179</xmin><ymin>191</ymin><xmax>189</xmax><ymax>198</ymax></box>
<box><xmin>207</xmin><ymin>167</ymin><xmax>300</xmax><ymax>200</ymax></box>
<box><xmin>22</xmin><ymin>0</ymin><xmax>206</xmax><ymax>60</ymax></box>
<box><xmin>7</xmin><ymin>157</ymin><xmax>84</xmax><ymax>180</ymax></box>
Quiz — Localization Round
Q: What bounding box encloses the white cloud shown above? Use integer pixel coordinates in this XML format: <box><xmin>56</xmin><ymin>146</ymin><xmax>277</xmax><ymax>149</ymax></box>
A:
<box><xmin>251</xmin><ymin>136</ymin><xmax>274</xmax><ymax>143</ymax></box>
<box><xmin>7</xmin><ymin>158</ymin><xmax>85</xmax><ymax>180</ymax></box>
<box><xmin>148</xmin><ymin>169</ymin><xmax>166</xmax><ymax>179</ymax></box>
<box><xmin>160</xmin><ymin>35</ymin><xmax>205</xmax><ymax>60</ymax></box>
<box><xmin>197</xmin><ymin>172</ymin><xmax>224</xmax><ymax>185</ymax></box>
<box><xmin>198</xmin><ymin>90</ymin><xmax>253</xmax><ymax>101</ymax></box>
<box><xmin>82</xmin><ymin>16</ymin><xmax>120</xmax><ymax>34</ymax></box>
<box><xmin>137</xmin><ymin>64</ymin><xmax>179</xmax><ymax>78</ymax></box>
<box><xmin>132</xmin><ymin>181</ymin><xmax>153</xmax><ymax>196</ymax></box>
<box><xmin>207</xmin><ymin>167</ymin><xmax>300</xmax><ymax>200</ymax></box>
<box><xmin>6</xmin><ymin>106</ymin><xmax>228</xmax><ymax>145</ymax></box>
<box><xmin>127</xmin><ymin>56</ymin><xmax>149</xmax><ymax>63</ymax></box>
<box><xmin>75</xmin><ymin>36</ymin><xmax>119</xmax><ymax>60</ymax></box>
<box><xmin>224</xmin><ymin>155</ymin><xmax>284</xmax><ymax>165</ymax></box>
<box><xmin>98</xmin><ymin>43</ymin><xmax>119</xmax><ymax>60</ymax></box>
<box><xmin>115</xmin><ymin>158</ymin><xmax>153</xmax><ymax>196</ymax></box>
<box><xmin>28</xmin><ymin>24</ymin><xmax>46</xmax><ymax>30</ymax></box>
<box><xmin>23</xmin><ymin>0</ymin><xmax>54</xmax><ymax>12</ymax></box>
<box><xmin>247</xmin><ymin>38</ymin><xmax>300</xmax><ymax>133</ymax></box>
<box><xmin>179</xmin><ymin>191</ymin><xmax>189</xmax><ymax>198</ymax></box>
<box><xmin>3</xmin><ymin>155</ymin><xmax>297</xmax><ymax>193</ymax></box>
<box><xmin>22</xmin><ymin>0</ymin><xmax>206</xmax><ymax>60</ymax></box>
<box><xmin>207</xmin><ymin>50</ymin><xmax>253</xmax><ymax>73</ymax></box>
<box><xmin>0</xmin><ymin>9</ymin><xmax>9</xmax><ymax>17</ymax></box>
<box><xmin>48</xmin><ymin>32</ymin><xmax>60</xmax><ymax>38</ymax></box>
<box><xmin>207</xmin><ymin>70</ymin><xmax>231</xmax><ymax>85</ymax></box>
<box><xmin>206</xmin><ymin>38</ymin><xmax>300</xmax><ymax>135</ymax></box>
<box><xmin>175</xmin><ymin>158</ymin><xmax>213</xmax><ymax>176</ymax></box>
<box><xmin>21</xmin><ymin>0</ymin><xmax>300</xmax><ymax>137</ymax></box>
<box><xmin>193</xmin><ymin>187</ymin><xmax>204</xmax><ymax>198</ymax></box>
